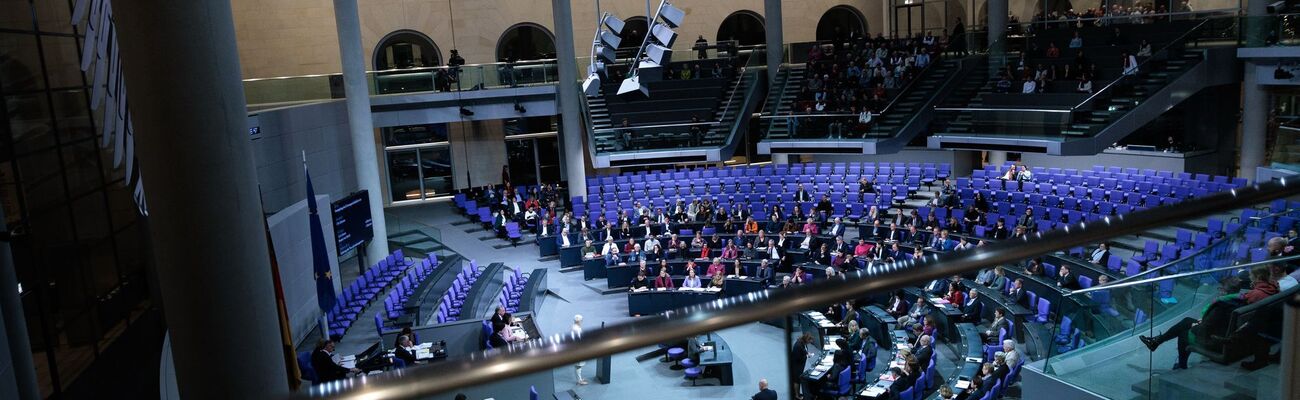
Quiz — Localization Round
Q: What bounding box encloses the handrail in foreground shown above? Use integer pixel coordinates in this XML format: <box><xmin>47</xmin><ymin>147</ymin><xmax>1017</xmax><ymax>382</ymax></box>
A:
<box><xmin>1067</xmin><ymin>253</ymin><xmax>1300</xmax><ymax>295</ymax></box>
<box><xmin>292</xmin><ymin>180</ymin><xmax>1300</xmax><ymax>400</ymax></box>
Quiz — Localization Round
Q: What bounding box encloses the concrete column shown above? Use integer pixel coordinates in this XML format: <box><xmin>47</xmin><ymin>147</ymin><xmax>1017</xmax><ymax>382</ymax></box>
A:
<box><xmin>0</xmin><ymin>207</ymin><xmax>37</xmax><ymax>399</ymax></box>
<box><xmin>986</xmin><ymin>150</ymin><xmax>1007</xmax><ymax>167</ymax></box>
<box><xmin>1282</xmin><ymin>302</ymin><xmax>1299</xmax><ymax>400</ymax></box>
<box><xmin>987</xmin><ymin>0</ymin><xmax>1008</xmax><ymax>62</ymax></box>
<box><xmin>113</xmin><ymin>1</ymin><xmax>289</xmax><ymax>398</ymax></box>
<box><xmin>1241</xmin><ymin>62</ymin><xmax>1268</xmax><ymax>180</ymax></box>
<box><xmin>772</xmin><ymin>154</ymin><xmax>791</xmax><ymax>164</ymax></box>
<box><xmin>333</xmin><ymin>0</ymin><xmax>389</xmax><ymax>262</ymax></box>
<box><xmin>764</xmin><ymin>0</ymin><xmax>784</xmax><ymax>83</ymax></box>
<box><xmin>554</xmin><ymin>0</ymin><xmax>588</xmax><ymax>199</ymax></box>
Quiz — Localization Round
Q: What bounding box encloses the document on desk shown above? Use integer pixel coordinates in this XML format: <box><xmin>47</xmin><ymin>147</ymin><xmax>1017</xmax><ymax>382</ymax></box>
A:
<box><xmin>955</xmin><ymin>380</ymin><xmax>971</xmax><ymax>390</ymax></box>
<box><xmin>965</xmin><ymin>356</ymin><xmax>983</xmax><ymax>363</ymax></box>
<box><xmin>860</xmin><ymin>386</ymin><xmax>887</xmax><ymax>397</ymax></box>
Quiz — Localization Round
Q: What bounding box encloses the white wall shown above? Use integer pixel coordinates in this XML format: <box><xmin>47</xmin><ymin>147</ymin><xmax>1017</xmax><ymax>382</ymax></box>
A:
<box><xmin>267</xmin><ymin>195</ymin><xmax>342</xmax><ymax>347</ymax></box>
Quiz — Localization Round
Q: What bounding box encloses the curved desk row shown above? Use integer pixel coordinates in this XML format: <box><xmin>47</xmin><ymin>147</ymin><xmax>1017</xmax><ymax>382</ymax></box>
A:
<box><xmin>627</xmin><ymin>289</ymin><xmax>723</xmax><ymax>316</ymax></box>
<box><xmin>999</xmin><ymin>267</ymin><xmax>1126</xmax><ymax>339</ymax></box>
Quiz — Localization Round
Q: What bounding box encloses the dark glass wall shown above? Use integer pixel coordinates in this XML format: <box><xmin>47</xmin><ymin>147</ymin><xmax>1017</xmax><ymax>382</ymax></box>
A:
<box><xmin>1</xmin><ymin>0</ymin><xmax>149</xmax><ymax>396</ymax></box>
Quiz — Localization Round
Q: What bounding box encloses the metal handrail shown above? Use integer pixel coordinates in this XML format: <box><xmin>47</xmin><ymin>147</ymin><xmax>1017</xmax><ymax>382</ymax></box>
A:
<box><xmin>592</xmin><ymin>121</ymin><xmax>720</xmax><ymax>132</ymax></box>
<box><xmin>241</xmin><ymin>60</ymin><xmax>561</xmax><ymax>82</ymax></box>
<box><xmin>1068</xmin><ymin>253</ymin><xmax>1300</xmax><ymax>295</ymax></box>
<box><xmin>932</xmin><ymin>106</ymin><xmax>1073</xmax><ymax>113</ymax></box>
<box><xmin>1099</xmin><ymin>206</ymin><xmax>1300</xmax><ymax>288</ymax></box>
<box><xmin>1070</xmin><ymin>17</ymin><xmax>1214</xmax><ymax>111</ymax></box>
<box><xmin>292</xmin><ymin>180</ymin><xmax>1300</xmax><ymax>400</ymax></box>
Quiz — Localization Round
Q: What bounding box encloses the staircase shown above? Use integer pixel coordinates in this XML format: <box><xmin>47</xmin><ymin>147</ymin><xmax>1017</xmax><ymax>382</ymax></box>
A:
<box><xmin>930</xmin><ymin>56</ymin><xmax>993</xmax><ymax>136</ymax></box>
<box><xmin>759</xmin><ymin>65</ymin><xmax>806</xmax><ymax>140</ymax></box>
<box><xmin>864</xmin><ymin>59</ymin><xmax>969</xmax><ymax>153</ymax></box>
<box><xmin>702</xmin><ymin>71</ymin><xmax>750</xmax><ymax>147</ymax></box>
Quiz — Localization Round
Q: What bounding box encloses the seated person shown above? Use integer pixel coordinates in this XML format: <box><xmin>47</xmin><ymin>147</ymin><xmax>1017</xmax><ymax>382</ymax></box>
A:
<box><xmin>981</xmin><ymin>308</ymin><xmax>1010</xmax><ymax>343</ymax></box>
<box><xmin>1056</xmin><ymin>264</ymin><xmax>1080</xmax><ymax>290</ymax></box>
<box><xmin>960</xmin><ymin>288</ymin><xmax>983</xmax><ymax>323</ymax></box>
<box><xmin>489</xmin><ymin>321</ymin><xmax>510</xmax><ymax>348</ymax></box>
<box><xmin>1139</xmin><ymin>266</ymin><xmax>1280</xmax><ymax>369</ymax></box>
<box><xmin>629</xmin><ymin>272</ymin><xmax>650</xmax><ymax>291</ymax></box>
<box><xmin>654</xmin><ymin>267</ymin><xmax>675</xmax><ymax>289</ymax></box>
<box><xmin>730</xmin><ymin>259</ymin><xmax>748</xmax><ymax>277</ymax></box>
<box><xmin>311</xmin><ymin>339</ymin><xmax>360</xmax><ymax>383</ymax></box>
<box><xmin>682</xmin><ymin>267</ymin><xmax>703</xmax><ymax>288</ymax></box>
<box><xmin>897</xmin><ymin>297</ymin><xmax>929</xmax><ymax>329</ymax></box>
<box><xmin>708</xmin><ymin>273</ymin><xmax>726</xmax><ymax>289</ymax></box>
<box><xmin>394</xmin><ymin>334</ymin><xmax>418</xmax><ymax>366</ymax></box>
<box><xmin>755</xmin><ymin>259</ymin><xmax>774</xmax><ymax>284</ymax></box>
<box><xmin>706</xmin><ymin>258</ymin><xmax>726</xmax><ymax>277</ymax></box>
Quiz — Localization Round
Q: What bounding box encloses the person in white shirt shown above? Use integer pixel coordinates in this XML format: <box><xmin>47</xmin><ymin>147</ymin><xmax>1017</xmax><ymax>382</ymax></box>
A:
<box><xmin>1122</xmin><ymin>52</ymin><xmax>1139</xmax><ymax>75</ymax></box>
<box><xmin>858</xmin><ymin>109</ymin><xmax>873</xmax><ymax>125</ymax></box>
<box><xmin>1077</xmin><ymin>75</ymin><xmax>1093</xmax><ymax>94</ymax></box>
<box><xmin>559</xmin><ymin>228</ymin><xmax>571</xmax><ymax>247</ymax></box>
<box><xmin>601</xmin><ymin>237</ymin><xmax>620</xmax><ymax>265</ymax></box>
<box><xmin>1021</xmin><ymin>79</ymin><xmax>1037</xmax><ymax>93</ymax></box>
<box><xmin>572</xmin><ymin>315</ymin><xmax>588</xmax><ymax>385</ymax></box>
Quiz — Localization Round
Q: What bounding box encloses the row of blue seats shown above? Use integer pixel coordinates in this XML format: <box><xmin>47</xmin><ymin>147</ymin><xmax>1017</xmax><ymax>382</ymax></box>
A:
<box><xmin>326</xmin><ymin>249</ymin><xmax>411</xmax><ymax>339</ymax></box>
<box><xmin>585</xmin><ymin>162</ymin><xmax>953</xmax><ymax>187</ymax></box>
<box><xmin>379</xmin><ymin>253</ymin><xmax>443</xmax><ymax>328</ymax></box>
<box><xmin>434</xmin><ymin>260</ymin><xmax>483</xmax><ymax>324</ymax></box>
<box><xmin>496</xmin><ymin>268</ymin><xmax>529</xmax><ymax>313</ymax></box>
<box><xmin>587</xmin><ymin>168</ymin><xmax>947</xmax><ymax>197</ymax></box>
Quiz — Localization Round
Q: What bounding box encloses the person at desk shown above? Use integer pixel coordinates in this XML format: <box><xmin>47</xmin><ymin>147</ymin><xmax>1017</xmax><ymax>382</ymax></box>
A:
<box><xmin>625</xmin><ymin>244</ymin><xmax>644</xmax><ymax>265</ymax></box>
<box><xmin>991</xmin><ymin>219</ymin><xmax>1009</xmax><ymax>240</ymax></box>
<box><xmin>1025</xmin><ymin>258</ymin><xmax>1045</xmax><ymax>277</ymax></box>
<box><xmin>945</xmin><ymin>283</ymin><xmax>966</xmax><ymax>305</ymax></box>
<box><xmin>557</xmin><ymin>228</ymin><xmax>572</xmax><ymax>247</ymax></box>
<box><xmin>682</xmin><ymin>268</ymin><xmax>703</xmax><ymax>288</ymax></box>
<box><xmin>755</xmin><ymin>259</ymin><xmax>774</xmax><ymax>284</ymax></box>
<box><xmin>812</xmin><ymin>243</ymin><xmax>832</xmax><ymax>265</ymax></box>
<box><xmin>765</xmin><ymin>214</ymin><xmax>784</xmax><ymax>234</ymax></box>
<box><xmin>764</xmin><ymin>239</ymin><xmax>785</xmax><ymax>262</ymax></box>
<box><xmin>838</xmin><ymin>301</ymin><xmax>858</xmax><ymax>327</ymax></box>
<box><xmin>886</xmin><ymin>290</ymin><xmax>909</xmax><ymax>318</ymax></box>
<box><xmin>960</xmin><ymin>289</ymin><xmax>983</xmax><ymax>323</ymax></box>
<box><xmin>654</xmin><ymin>267</ymin><xmax>675</xmax><ymax>289</ymax></box>
<box><xmin>981</xmin><ymin>308</ymin><xmax>1010</xmax><ymax>343</ymax></box>
<box><xmin>827</xmin><ymin>217</ymin><xmax>847</xmax><ymax>237</ymax></box>
<box><xmin>897</xmin><ymin>297</ymin><xmax>929</xmax><ymax>330</ymax></box>
<box><xmin>988</xmin><ymin>266</ymin><xmax>1009</xmax><ymax>292</ymax></box>
<box><xmin>709</xmin><ymin>273</ymin><xmax>726</xmax><ymax>289</ymax></box>
<box><xmin>312</xmin><ymin>339</ymin><xmax>360</xmax><ymax>383</ymax></box>
<box><xmin>721</xmin><ymin>240</ymin><xmax>739</xmax><ymax>259</ymax></box>
<box><xmin>491</xmin><ymin>306</ymin><xmax>510</xmax><ymax>326</ymax></box>
<box><xmin>580</xmin><ymin>239</ymin><xmax>597</xmax><ymax>257</ymax></box>
<box><xmin>884</xmin><ymin>366</ymin><xmax>914</xmax><ymax>400</ymax></box>
<box><xmin>489</xmin><ymin>321</ymin><xmax>511</xmax><ymax>348</ymax></box>
<box><xmin>1007</xmin><ymin>278</ymin><xmax>1027</xmax><ymax>305</ymax></box>
<box><xmin>394</xmin><ymin>334</ymin><xmax>418</xmax><ymax>367</ymax></box>
<box><xmin>916</xmin><ymin>315</ymin><xmax>938</xmax><ymax>339</ymax></box>
<box><xmin>730</xmin><ymin>259</ymin><xmax>748</xmax><ymax>277</ymax></box>
<box><xmin>1056</xmin><ymin>264</ymin><xmax>1081</xmax><ymax>290</ymax></box>
<box><xmin>915</xmin><ymin>335</ymin><xmax>934</xmax><ymax>363</ymax></box>
<box><xmin>706</xmin><ymin>258</ymin><xmax>726</xmax><ymax>277</ymax></box>
<box><xmin>630</xmin><ymin>272</ymin><xmax>650</xmax><ymax>291</ymax></box>
<box><xmin>752</xmin><ymin>378</ymin><xmax>778</xmax><ymax>400</ymax></box>
<box><xmin>601</xmin><ymin>237</ymin><xmax>621</xmax><ymax>266</ymax></box>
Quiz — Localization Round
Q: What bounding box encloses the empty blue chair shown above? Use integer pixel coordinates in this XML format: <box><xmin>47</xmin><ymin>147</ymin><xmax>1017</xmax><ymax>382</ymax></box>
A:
<box><xmin>298</xmin><ymin>351</ymin><xmax>318</xmax><ymax>383</ymax></box>
<box><xmin>1036</xmin><ymin>298</ymin><xmax>1050</xmax><ymax>323</ymax></box>
<box><xmin>899</xmin><ymin>386</ymin><xmax>916</xmax><ymax>400</ymax></box>
<box><xmin>530</xmin><ymin>385</ymin><xmax>539</xmax><ymax>400</ymax></box>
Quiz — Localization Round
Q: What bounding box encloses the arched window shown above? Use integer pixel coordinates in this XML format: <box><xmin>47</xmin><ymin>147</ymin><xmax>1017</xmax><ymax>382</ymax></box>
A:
<box><xmin>816</xmin><ymin>6</ymin><xmax>868</xmax><ymax>42</ymax></box>
<box><xmin>496</xmin><ymin>23</ymin><xmax>557</xmax><ymax>62</ymax></box>
<box><xmin>716</xmin><ymin>11</ymin><xmax>766</xmax><ymax>46</ymax></box>
<box><xmin>373</xmin><ymin>30</ymin><xmax>442</xmax><ymax>70</ymax></box>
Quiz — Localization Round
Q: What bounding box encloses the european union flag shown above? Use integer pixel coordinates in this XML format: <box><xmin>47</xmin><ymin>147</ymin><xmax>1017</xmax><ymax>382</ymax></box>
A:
<box><xmin>306</xmin><ymin>156</ymin><xmax>336</xmax><ymax>313</ymax></box>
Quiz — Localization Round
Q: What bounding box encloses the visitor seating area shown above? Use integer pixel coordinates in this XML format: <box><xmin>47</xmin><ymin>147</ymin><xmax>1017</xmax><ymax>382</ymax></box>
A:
<box><xmin>936</xmin><ymin>19</ymin><xmax>1210</xmax><ymax>138</ymax></box>
<box><xmin>588</xmin><ymin>60</ymin><xmax>738</xmax><ymax>153</ymax></box>
<box><xmin>577</xmin><ymin>162</ymin><xmax>952</xmax><ymax>221</ymax></box>
<box><xmin>433</xmin><ymin>260</ymin><xmax>485</xmax><ymax>324</ymax></box>
<box><xmin>326</xmin><ymin>249</ymin><xmax>414</xmax><ymax>338</ymax></box>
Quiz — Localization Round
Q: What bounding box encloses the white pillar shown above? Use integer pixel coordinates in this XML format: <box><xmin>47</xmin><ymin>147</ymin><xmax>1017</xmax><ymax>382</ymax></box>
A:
<box><xmin>554</xmin><ymin>0</ymin><xmax>588</xmax><ymax>199</ymax></box>
<box><xmin>986</xmin><ymin>151</ymin><xmax>1007</xmax><ymax>167</ymax></box>
<box><xmin>1241</xmin><ymin>0</ymin><xmax>1272</xmax><ymax>180</ymax></box>
<box><xmin>987</xmin><ymin>0</ymin><xmax>1008</xmax><ymax>62</ymax></box>
<box><xmin>113</xmin><ymin>1</ymin><xmax>289</xmax><ymax>397</ymax></box>
<box><xmin>333</xmin><ymin>0</ymin><xmax>389</xmax><ymax>262</ymax></box>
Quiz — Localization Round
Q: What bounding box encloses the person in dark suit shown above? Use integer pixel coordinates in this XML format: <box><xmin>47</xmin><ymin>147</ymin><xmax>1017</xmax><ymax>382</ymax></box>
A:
<box><xmin>311</xmin><ymin>339</ymin><xmax>358</xmax><ymax>383</ymax></box>
<box><xmin>489</xmin><ymin>321</ymin><xmax>510</xmax><ymax>348</ymax></box>
<box><xmin>756</xmin><ymin>259</ymin><xmax>774</xmax><ymax>285</ymax></box>
<box><xmin>914</xmin><ymin>335</ymin><xmax>934</xmax><ymax>364</ymax></box>
<box><xmin>394</xmin><ymin>334</ymin><xmax>418</xmax><ymax>366</ymax></box>
<box><xmin>1056</xmin><ymin>264</ymin><xmax>1080</xmax><ymax>290</ymax></box>
<box><xmin>885</xmin><ymin>366</ymin><xmax>913</xmax><ymax>399</ymax></box>
<box><xmin>752</xmin><ymin>378</ymin><xmax>778</xmax><ymax>400</ymax></box>
<box><xmin>1007</xmin><ymin>278</ymin><xmax>1027</xmax><ymax>306</ymax></box>
<box><xmin>794</xmin><ymin>184</ymin><xmax>812</xmax><ymax>203</ymax></box>
<box><xmin>961</xmin><ymin>289</ymin><xmax>984</xmax><ymax>323</ymax></box>
<box><xmin>490</xmin><ymin>306</ymin><xmax>509</xmax><ymax>326</ymax></box>
<box><xmin>1090</xmin><ymin>243</ymin><xmax>1111</xmax><ymax>266</ymax></box>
